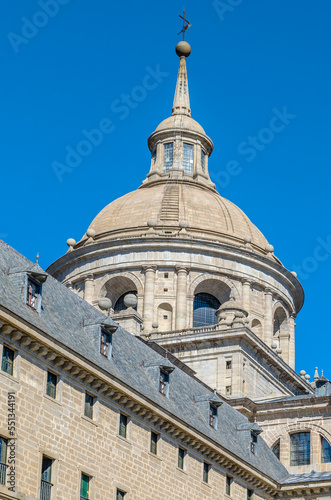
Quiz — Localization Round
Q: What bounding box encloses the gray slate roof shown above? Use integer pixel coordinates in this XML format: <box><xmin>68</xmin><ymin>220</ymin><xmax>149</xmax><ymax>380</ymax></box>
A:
<box><xmin>0</xmin><ymin>240</ymin><xmax>289</xmax><ymax>482</ymax></box>
<box><xmin>281</xmin><ymin>470</ymin><xmax>331</xmax><ymax>484</ymax></box>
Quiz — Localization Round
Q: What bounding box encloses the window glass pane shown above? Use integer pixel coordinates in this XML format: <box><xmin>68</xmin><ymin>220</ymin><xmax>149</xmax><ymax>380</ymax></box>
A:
<box><xmin>159</xmin><ymin>370</ymin><xmax>169</xmax><ymax>396</ymax></box>
<box><xmin>183</xmin><ymin>143</ymin><xmax>194</xmax><ymax>174</ymax></box>
<box><xmin>26</xmin><ymin>278</ymin><xmax>40</xmax><ymax>309</ymax></box>
<box><xmin>81</xmin><ymin>474</ymin><xmax>90</xmax><ymax>499</ymax></box>
<box><xmin>114</xmin><ymin>291</ymin><xmax>137</xmax><ymax>313</ymax></box>
<box><xmin>119</xmin><ymin>414</ymin><xmax>127</xmax><ymax>438</ymax></box>
<box><xmin>116</xmin><ymin>491</ymin><xmax>125</xmax><ymax>500</ymax></box>
<box><xmin>100</xmin><ymin>330</ymin><xmax>111</xmax><ymax>357</ymax></box>
<box><xmin>193</xmin><ymin>293</ymin><xmax>220</xmax><ymax>328</ymax></box>
<box><xmin>226</xmin><ymin>475</ymin><xmax>232</xmax><ymax>495</ymax></box>
<box><xmin>290</xmin><ymin>432</ymin><xmax>310</xmax><ymax>466</ymax></box>
<box><xmin>201</xmin><ymin>150</ymin><xmax>206</xmax><ymax>172</ymax></box>
<box><xmin>1</xmin><ymin>346</ymin><xmax>14</xmax><ymax>375</ymax></box>
<box><xmin>272</xmin><ymin>440</ymin><xmax>280</xmax><ymax>460</ymax></box>
<box><xmin>209</xmin><ymin>405</ymin><xmax>217</xmax><ymax>427</ymax></box>
<box><xmin>46</xmin><ymin>372</ymin><xmax>57</xmax><ymax>399</ymax></box>
<box><xmin>150</xmin><ymin>432</ymin><xmax>158</xmax><ymax>454</ymax></box>
<box><xmin>0</xmin><ymin>437</ymin><xmax>7</xmax><ymax>464</ymax></box>
<box><xmin>41</xmin><ymin>456</ymin><xmax>52</xmax><ymax>482</ymax></box>
<box><xmin>321</xmin><ymin>436</ymin><xmax>331</xmax><ymax>463</ymax></box>
<box><xmin>163</xmin><ymin>143</ymin><xmax>173</xmax><ymax>172</ymax></box>
<box><xmin>247</xmin><ymin>489</ymin><xmax>253</xmax><ymax>500</ymax></box>
<box><xmin>203</xmin><ymin>462</ymin><xmax>209</xmax><ymax>483</ymax></box>
<box><xmin>178</xmin><ymin>448</ymin><xmax>185</xmax><ymax>469</ymax></box>
<box><xmin>84</xmin><ymin>393</ymin><xmax>94</xmax><ymax>419</ymax></box>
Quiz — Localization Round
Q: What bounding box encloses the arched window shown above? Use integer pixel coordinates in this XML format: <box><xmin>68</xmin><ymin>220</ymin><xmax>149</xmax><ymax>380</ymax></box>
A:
<box><xmin>271</xmin><ymin>440</ymin><xmax>280</xmax><ymax>460</ymax></box>
<box><xmin>290</xmin><ymin>432</ymin><xmax>310</xmax><ymax>466</ymax></box>
<box><xmin>114</xmin><ymin>291</ymin><xmax>137</xmax><ymax>313</ymax></box>
<box><xmin>321</xmin><ymin>436</ymin><xmax>331</xmax><ymax>463</ymax></box>
<box><xmin>193</xmin><ymin>293</ymin><xmax>220</xmax><ymax>328</ymax></box>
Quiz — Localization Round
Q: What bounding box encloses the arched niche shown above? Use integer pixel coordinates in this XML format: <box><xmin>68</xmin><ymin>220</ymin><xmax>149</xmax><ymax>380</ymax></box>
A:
<box><xmin>99</xmin><ymin>275</ymin><xmax>139</xmax><ymax>312</ymax></box>
<box><xmin>157</xmin><ymin>303</ymin><xmax>173</xmax><ymax>331</ymax></box>
<box><xmin>273</xmin><ymin>306</ymin><xmax>288</xmax><ymax>347</ymax></box>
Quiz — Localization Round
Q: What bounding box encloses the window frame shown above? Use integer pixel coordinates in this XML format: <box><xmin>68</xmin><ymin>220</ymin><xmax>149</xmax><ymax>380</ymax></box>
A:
<box><xmin>40</xmin><ymin>455</ymin><xmax>53</xmax><ymax>499</ymax></box>
<box><xmin>118</xmin><ymin>413</ymin><xmax>128</xmax><ymax>439</ymax></box>
<box><xmin>1</xmin><ymin>345</ymin><xmax>14</xmax><ymax>376</ymax></box>
<box><xmin>209</xmin><ymin>404</ymin><xmax>218</xmax><ymax>429</ymax></box>
<box><xmin>226</xmin><ymin>475</ymin><xmax>233</xmax><ymax>496</ymax></box>
<box><xmin>100</xmin><ymin>328</ymin><xmax>112</xmax><ymax>359</ymax></box>
<box><xmin>290</xmin><ymin>431</ymin><xmax>311</xmax><ymax>466</ymax></box>
<box><xmin>84</xmin><ymin>392</ymin><xmax>95</xmax><ymax>420</ymax></box>
<box><xmin>26</xmin><ymin>276</ymin><xmax>42</xmax><ymax>312</ymax></box>
<box><xmin>80</xmin><ymin>472</ymin><xmax>91</xmax><ymax>500</ymax></box>
<box><xmin>250</xmin><ymin>432</ymin><xmax>258</xmax><ymax>455</ymax></box>
<box><xmin>46</xmin><ymin>370</ymin><xmax>57</xmax><ymax>399</ymax></box>
<box><xmin>271</xmin><ymin>439</ymin><xmax>280</xmax><ymax>460</ymax></box>
<box><xmin>159</xmin><ymin>368</ymin><xmax>169</xmax><ymax>397</ymax></box>
<box><xmin>321</xmin><ymin>435</ymin><xmax>331</xmax><ymax>464</ymax></box>
<box><xmin>0</xmin><ymin>437</ymin><xmax>7</xmax><ymax>486</ymax></box>
<box><xmin>247</xmin><ymin>488</ymin><xmax>254</xmax><ymax>500</ymax></box>
<box><xmin>163</xmin><ymin>142</ymin><xmax>174</xmax><ymax>172</ymax></box>
<box><xmin>116</xmin><ymin>490</ymin><xmax>126</xmax><ymax>500</ymax></box>
<box><xmin>182</xmin><ymin>142</ymin><xmax>194</xmax><ymax>174</ymax></box>
<box><xmin>177</xmin><ymin>447</ymin><xmax>186</xmax><ymax>470</ymax></box>
<box><xmin>202</xmin><ymin>462</ymin><xmax>210</xmax><ymax>484</ymax></box>
<box><xmin>150</xmin><ymin>431</ymin><xmax>158</xmax><ymax>455</ymax></box>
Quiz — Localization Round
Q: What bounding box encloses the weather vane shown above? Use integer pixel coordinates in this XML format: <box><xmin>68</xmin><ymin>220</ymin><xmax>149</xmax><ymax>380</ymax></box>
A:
<box><xmin>177</xmin><ymin>10</ymin><xmax>191</xmax><ymax>41</ymax></box>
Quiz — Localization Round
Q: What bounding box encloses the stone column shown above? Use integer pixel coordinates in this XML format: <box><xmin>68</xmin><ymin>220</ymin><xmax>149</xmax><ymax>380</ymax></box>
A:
<box><xmin>264</xmin><ymin>288</ymin><xmax>273</xmax><ymax>346</ymax></box>
<box><xmin>143</xmin><ymin>266</ymin><xmax>157</xmax><ymax>332</ymax></box>
<box><xmin>288</xmin><ymin>313</ymin><xmax>296</xmax><ymax>369</ymax></box>
<box><xmin>242</xmin><ymin>279</ymin><xmax>251</xmax><ymax>313</ymax></box>
<box><xmin>175</xmin><ymin>267</ymin><xmax>189</xmax><ymax>330</ymax></box>
<box><xmin>84</xmin><ymin>274</ymin><xmax>94</xmax><ymax>303</ymax></box>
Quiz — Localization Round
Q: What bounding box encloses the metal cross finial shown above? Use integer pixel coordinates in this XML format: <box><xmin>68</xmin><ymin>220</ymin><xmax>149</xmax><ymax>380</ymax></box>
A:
<box><xmin>177</xmin><ymin>10</ymin><xmax>191</xmax><ymax>41</ymax></box>
<box><xmin>36</xmin><ymin>252</ymin><xmax>39</xmax><ymax>264</ymax></box>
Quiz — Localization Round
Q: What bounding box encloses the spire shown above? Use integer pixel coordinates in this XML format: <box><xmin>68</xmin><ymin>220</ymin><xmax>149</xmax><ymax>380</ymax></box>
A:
<box><xmin>172</xmin><ymin>41</ymin><xmax>191</xmax><ymax>117</ymax></box>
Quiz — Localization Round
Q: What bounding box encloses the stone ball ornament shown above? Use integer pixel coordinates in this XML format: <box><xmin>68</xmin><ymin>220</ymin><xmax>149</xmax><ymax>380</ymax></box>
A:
<box><xmin>244</xmin><ymin>236</ymin><xmax>252</xmax><ymax>243</ymax></box>
<box><xmin>147</xmin><ymin>219</ymin><xmax>157</xmax><ymax>227</ymax></box>
<box><xmin>124</xmin><ymin>293</ymin><xmax>138</xmax><ymax>309</ymax></box>
<box><xmin>86</xmin><ymin>228</ymin><xmax>96</xmax><ymax>239</ymax></box>
<box><xmin>98</xmin><ymin>297</ymin><xmax>112</xmax><ymax>311</ymax></box>
<box><xmin>152</xmin><ymin>322</ymin><xmax>159</xmax><ymax>329</ymax></box>
<box><xmin>179</xmin><ymin>220</ymin><xmax>189</xmax><ymax>228</ymax></box>
<box><xmin>265</xmin><ymin>244</ymin><xmax>274</xmax><ymax>253</ymax></box>
<box><xmin>175</xmin><ymin>41</ymin><xmax>191</xmax><ymax>58</ymax></box>
<box><xmin>66</xmin><ymin>238</ymin><xmax>76</xmax><ymax>247</ymax></box>
<box><xmin>276</xmin><ymin>347</ymin><xmax>282</xmax><ymax>354</ymax></box>
<box><xmin>271</xmin><ymin>341</ymin><xmax>278</xmax><ymax>349</ymax></box>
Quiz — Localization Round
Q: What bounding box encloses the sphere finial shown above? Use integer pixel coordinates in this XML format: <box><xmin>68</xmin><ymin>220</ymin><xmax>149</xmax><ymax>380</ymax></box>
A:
<box><xmin>176</xmin><ymin>41</ymin><xmax>191</xmax><ymax>58</ymax></box>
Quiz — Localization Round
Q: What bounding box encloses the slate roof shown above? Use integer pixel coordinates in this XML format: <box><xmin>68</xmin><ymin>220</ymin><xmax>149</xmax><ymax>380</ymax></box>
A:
<box><xmin>0</xmin><ymin>240</ymin><xmax>289</xmax><ymax>482</ymax></box>
<box><xmin>281</xmin><ymin>470</ymin><xmax>331</xmax><ymax>484</ymax></box>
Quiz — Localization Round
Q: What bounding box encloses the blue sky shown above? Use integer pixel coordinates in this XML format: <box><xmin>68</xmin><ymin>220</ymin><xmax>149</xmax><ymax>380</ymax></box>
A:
<box><xmin>1</xmin><ymin>0</ymin><xmax>330</xmax><ymax>380</ymax></box>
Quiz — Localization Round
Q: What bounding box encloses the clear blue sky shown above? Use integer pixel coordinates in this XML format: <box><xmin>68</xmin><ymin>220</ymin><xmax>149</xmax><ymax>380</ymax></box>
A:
<box><xmin>1</xmin><ymin>0</ymin><xmax>330</xmax><ymax>380</ymax></box>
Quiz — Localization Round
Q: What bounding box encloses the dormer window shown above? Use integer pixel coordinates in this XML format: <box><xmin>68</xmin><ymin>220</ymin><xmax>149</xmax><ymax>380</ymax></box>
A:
<box><xmin>209</xmin><ymin>404</ymin><xmax>218</xmax><ymax>429</ymax></box>
<box><xmin>163</xmin><ymin>143</ymin><xmax>173</xmax><ymax>172</ymax></box>
<box><xmin>183</xmin><ymin>143</ymin><xmax>194</xmax><ymax>174</ymax></box>
<box><xmin>251</xmin><ymin>432</ymin><xmax>258</xmax><ymax>454</ymax></box>
<box><xmin>26</xmin><ymin>277</ymin><xmax>41</xmax><ymax>310</ymax></box>
<box><xmin>100</xmin><ymin>329</ymin><xmax>112</xmax><ymax>358</ymax></box>
<box><xmin>201</xmin><ymin>150</ymin><xmax>206</xmax><ymax>172</ymax></box>
<box><xmin>159</xmin><ymin>369</ymin><xmax>169</xmax><ymax>396</ymax></box>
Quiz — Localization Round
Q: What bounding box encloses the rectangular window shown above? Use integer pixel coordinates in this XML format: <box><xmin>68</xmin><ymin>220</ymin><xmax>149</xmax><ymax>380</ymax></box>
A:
<box><xmin>150</xmin><ymin>431</ymin><xmax>158</xmax><ymax>455</ymax></box>
<box><xmin>226</xmin><ymin>360</ymin><xmax>232</xmax><ymax>370</ymax></box>
<box><xmin>116</xmin><ymin>491</ymin><xmax>126</xmax><ymax>500</ymax></box>
<box><xmin>164</xmin><ymin>273</ymin><xmax>169</xmax><ymax>278</ymax></box>
<box><xmin>247</xmin><ymin>489</ymin><xmax>254</xmax><ymax>500</ymax></box>
<box><xmin>26</xmin><ymin>277</ymin><xmax>41</xmax><ymax>310</ymax></box>
<box><xmin>201</xmin><ymin>150</ymin><xmax>206</xmax><ymax>172</ymax></box>
<box><xmin>80</xmin><ymin>473</ymin><xmax>90</xmax><ymax>499</ymax></box>
<box><xmin>226</xmin><ymin>385</ymin><xmax>232</xmax><ymax>395</ymax></box>
<box><xmin>290</xmin><ymin>432</ymin><xmax>310</xmax><ymax>466</ymax></box>
<box><xmin>203</xmin><ymin>462</ymin><xmax>210</xmax><ymax>483</ymax></box>
<box><xmin>321</xmin><ymin>436</ymin><xmax>331</xmax><ymax>463</ymax></box>
<box><xmin>163</xmin><ymin>143</ymin><xmax>173</xmax><ymax>172</ymax></box>
<box><xmin>100</xmin><ymin>329</ymin><xmax>112</xmax><ymax>358</ymax></box>
<box><xmin>40</xmin><ymin>456</ymin><xmax>53</xmax><ymax>500</ymax></box>
<box><xmin>209</xmin><ymin>404</ymin><xmax>217</xmax><ymax>428</ymax></box>
<box><xmin>178</xmin><ymin>447</ymin><xmax>185</xmax><ymax>470</ymax></box>
<box><xmin>251</xmin><ymin>432</ymin><xmax>258</xmax><ymax>454</ymax></box>
<box><xmin>1</xmin><ymin>346</ymin><xmax>14</xmax><ymax>376</ymax></box>
<box><xmin>0</xmin><ymin>437</ymin><xmax>7</xmax><ymax>486</ymax></box>
<box><xmin>46</xmin><ymin>371</ymin><xmax>57</xmax><ymax>399</ymax></box>
<box><xmin>159</xmin><ymin>369</ymin><xmax>169</xmax><ymax>396</ymax></box>
<box><xmin>84</xmin><ymin>393</ymin><xmax>94</xmax><ymax>419</ymax></box>
<box><xmin>226</xmin><ymin>475</ymin><xmax>232</xmax><ymax>496</ymax></box>
<box><xmin>183</xmin><ymin>143</ymin><xmax>194</xmax><ymax>174</ymax></box>
<box><xmin>119</xmin><ymin>413</ymin><xmax>128</xmax><ymax>439</ymax></box>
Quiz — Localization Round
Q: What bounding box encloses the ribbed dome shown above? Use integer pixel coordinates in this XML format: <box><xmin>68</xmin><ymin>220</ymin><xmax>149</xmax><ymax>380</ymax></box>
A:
<box><xmin>81</xmin><ymin>181</ymin><xmax>274</xmax><ymax>259</ymax></box>
<box><xmin>155</xmin><ymin>115</ymin><xmax>206</xmax><ymax>135</ymax></box>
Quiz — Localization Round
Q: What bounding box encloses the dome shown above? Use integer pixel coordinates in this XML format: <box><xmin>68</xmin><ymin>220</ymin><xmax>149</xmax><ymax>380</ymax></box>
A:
<box><xmin>155</xmin><ymin>114</ymin><xmax>206</xmax><ymax>136</ymax></box>
<box><xmin>80</xmin><ymin>181</ymin><xmax>275</xmax><ymax>259</ymax></box>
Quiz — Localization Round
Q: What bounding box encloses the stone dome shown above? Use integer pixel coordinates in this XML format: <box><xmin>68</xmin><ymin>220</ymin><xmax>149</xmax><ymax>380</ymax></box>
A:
<box><xmin>80</xmin><ymin>181</ymin><xmax>275</xmax><ymax>260</ymax></box>
<box><xmin>155</xmin><ymin>114</ymin><xmax>206</xmax><ymax>136</ymax></box>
